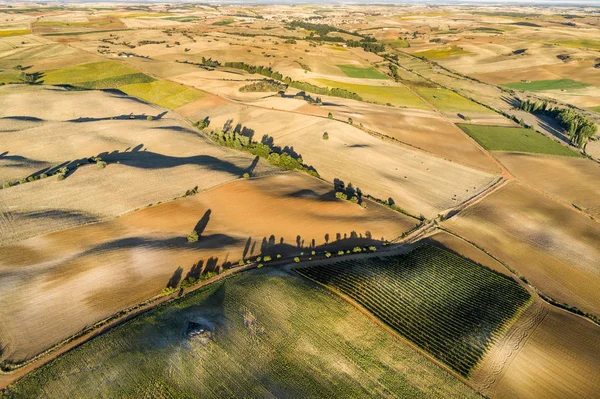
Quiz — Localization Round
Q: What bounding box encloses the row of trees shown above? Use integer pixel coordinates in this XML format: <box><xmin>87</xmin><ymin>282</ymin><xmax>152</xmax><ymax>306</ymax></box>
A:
<box><xmin>519</xmin><ymin>99</ymin><xmax>597</xmax><ymax>148</ymax></box>
<box><xmin>205</xmin><ymin>127</ymin><xmax>319</xmax><ymax>177</ymax></box>
<box><xmin>223</xmin><ymin>61</ymin><xmax>362</xmax><ymax>101</ymax></box>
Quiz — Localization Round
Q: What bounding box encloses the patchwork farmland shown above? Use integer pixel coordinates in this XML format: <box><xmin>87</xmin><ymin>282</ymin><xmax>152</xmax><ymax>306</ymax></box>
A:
<box><xmin>0</xmin><ymin>2</ymin><xmax>599</xmax><ymax>398</ymax></box>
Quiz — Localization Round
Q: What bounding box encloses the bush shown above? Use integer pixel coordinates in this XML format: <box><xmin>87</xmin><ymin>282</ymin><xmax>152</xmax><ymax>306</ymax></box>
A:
<box><xmin>257</xmin><ymin>263</ymin><xmax>264</xmax><ymax>268</ymax></box>
<box><xmin>97</xmin><ymin>161</ymin><xmax>107</xmax><ymax>168</ymax></box>
<box><xmin>238</xmin><ymin>260</ymin><xmax>245</xmax><ymax>266</ymax></box>
<box><xmin>40</xmin><ymin>173</ymin><xmax>48</xmax><ymax>179</ymax></box>
<box><xmin>328</xmin><ymin>112</ymin><xmax>333</xmax><ymax>119</ymax></box>
<box><xmin>294</xmin><ymin>257</ymin><xmax>300</xmax><ymax>263</ymax></box>
<box><xmin>337</xmin><ymin>250</ymin><xmax>344</xmax><ymax>256</ymax></box>
<box><xmin>187</xmin><ymin>229</ymin><xmax>199</xmax><ymax>243</ymax></box>
<box><xmin>147</xmin><ymin>115</ymin><xmax>153</xmax><ymax>121</ymax></box>
<box><xmin>325</xmin><ymin>252</ymin><xmax>331</xmax><ymax>258</ymax></box>
<box><xmin>56</xmin><ymin>174</ymin><xmax>65</xmax><ymax>181</ymax></box>
<box><xmin>243</xmin><ymin>172</ymin><xmax>250</xmax><ymax>178</ymax></box>
<box><xmin>369</xmin><ymin>246</ymin><xmax>377</xmax><ymax>252</ymax></box>
<box><xmin>311</xmin><ymin>251</ymin><xmax>316</xmax><ymax>255</ymax></box>
<box><xmin>2</xmin><ymin>182</ymin><xmax>11</xmax><ymax>189</ymax></box>
<box><xmin>322</xmin><ymin>132</ymin><xmax>329</xmax><ymax>140</ymax></box>
<box><xmin>352</xmin><ymin>247</ymin><xmax>362</xmax><ymax>253</ymax></box>
<box><xmin>276</xmin><ymin>254</ymin><xmax>281</xmax><ymax>258</ymax></box>
<box><xmin>161</xmin><ymin>287</ymin><xmax>176</xmax><ymax>296</ymax></box>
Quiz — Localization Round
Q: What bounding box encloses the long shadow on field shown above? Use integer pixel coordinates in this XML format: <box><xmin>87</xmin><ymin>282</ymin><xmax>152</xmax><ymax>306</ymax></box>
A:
<box><xmin>83</xmin><ymin>234</ymin><xmax>242</xmax><ymax>256</ymax></box>
<box><xmin>7</xmin><ymin>209</ymin><xmax>98</xmax><ymax>224</ymax></box>
<box><xmin>0</xmin><ymin>152</ymin><xmax>51</xmax><ymax>170</ymax></box>
<box><xmin>67</xmin><ymin>111</ymin><xmax>168</xmax><ymax>123</ymax></box>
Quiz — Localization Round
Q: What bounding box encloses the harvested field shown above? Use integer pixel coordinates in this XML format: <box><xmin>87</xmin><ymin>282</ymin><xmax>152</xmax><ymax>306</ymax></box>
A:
<box><xmin>458</xmin><ymin>124</ymin><xmax>579</xmax><ymax>156</ymax></box>
<box><xmin>494</xmin><ymin>152</ymin><xmax>600</xmax><ymax>218</ymax></box>
<box><xmin>42</xmin><ymin>61</ymin><xmax>146</xmax><ymax>87</ymax></box>
<box><xmin>0</xmin><ymin>268</ymin><xmax>480</xmax><ymax>399</ymax></box>
<box><xmin>297</xmin><ymin>245</ymin><xmax>531</xmax><ymax>377</ymax></box>
<box><xmin>445</xmin><ymin>182</ymin><xmax>600</xmax><ymax>317</ymax></box>
<box><xmin>0</xmin><ymin>85</ymin><xmax>272</xmax><ymax>243</ymax></box>
<box><xmin>195</xmin><ymin>102</ymin><xmax>499</xmax><ymax>218</ymax></box>
<box><xmin>493</xmin><ymin>306</ymin><xmax>600</xmax><ymax>399</ymax></box>
<box><xmin>0</xmin><ymin>172</ymin><xmax>414</xmax><ymax>364</ymax></box>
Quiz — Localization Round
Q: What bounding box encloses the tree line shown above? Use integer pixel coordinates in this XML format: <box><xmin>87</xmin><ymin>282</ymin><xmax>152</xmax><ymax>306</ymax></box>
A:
<box><xmin>519</xmin><ymin>99</ymin><xmax>597</xmax><ymax>148</ymax></box>
<box><xmin>223</xmin><ymin>61</ymin><xmax>362</xmax><ymax>101</ymax></box>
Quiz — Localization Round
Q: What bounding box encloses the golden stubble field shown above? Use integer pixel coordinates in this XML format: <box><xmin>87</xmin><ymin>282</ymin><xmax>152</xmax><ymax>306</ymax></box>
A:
<box><xmin>0</xmin><ymin>86</ymin><xmax>274</xmax><ymax>244</ymax></box>
<box><xmin>493</xmin><ymin>152</ymin><xmax>600</xmax><ymax>218</ymax></box>
<box><xmin>185</xmin><ymin>97</ymin><xmax>500</xmax><ymax>218</ymax></box>
<box><xmin>445</xmin><ymin>181</ymin><xmax>600</xmax><ymax>317</ymax></box>
<box><xmin>0</xmin><ymin>171</ymin><xmax>415</xmax><ymax>364</ymax></box>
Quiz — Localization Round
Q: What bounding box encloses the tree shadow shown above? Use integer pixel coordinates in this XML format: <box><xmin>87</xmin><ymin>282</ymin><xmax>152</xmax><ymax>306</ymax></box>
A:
<box><xmin>67</xmin><ymin>111</ymin><xmax>168</xmax><ymax>123</ymax></box>
<box><xmin>193</xmin><ymin>209</ymin><xmax>212</xmax><ymax>237</ymax></box>
<box><xmin>166</xmin><ymin>267</ymin><xmax>183</xmax><ymax>289</ymax></box>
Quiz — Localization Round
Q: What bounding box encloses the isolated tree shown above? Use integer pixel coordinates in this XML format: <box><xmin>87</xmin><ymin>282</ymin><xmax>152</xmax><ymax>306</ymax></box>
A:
<box><xmin>322</xmin><ymin>132</ymin><xmax>329</xmax><ymax>140</ymax></box>
<box><xmin>187</xmin><ymin>230</ymin><xmax>199</xmax><ymax>243</ymax></box>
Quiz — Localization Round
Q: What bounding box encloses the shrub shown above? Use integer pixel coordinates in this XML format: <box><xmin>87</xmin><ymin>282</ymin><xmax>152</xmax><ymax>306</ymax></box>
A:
<box><xmin>311</xmin><ymin>251</ymin><xmax>316</xmax><ymax>255</ymax></box>
<box><xmin>238</xmin><ymin>260</ymin><xmax>245</xmax><ymax>266</ymax></box>
<box><xmin>276</xmin><ymin>254</ymin><xmax>281</xmax><ymax>258</ymax></box>
<box><xmin>187</xmin><ymin>230</ymin><xmax>199</xmax><ymax>243</ymax></box>
<box><xmin>243</xmin><ymin>172</ymin><xmax>250</xmax><ymax>178</ymax></box>
<box><xmin>57</xmin><ymin>174</ymin><xmax>65</xmax><ymax>181</ymax></box>
<box><xmin>369</xmin><ymin>246</ymin><xmax>377</xmax><ymax>252</ymax></box>
<box><xmin>40</xmin><ymin>173</ymin><xmax>48</xmax><ymax>179</ymax></box>
<box><xmin>147</xmin><ymin>115</ymin><xmax>154</xmax><ymax>121</ymax></box>
<box><xmin>257</xmin><ymin>263</ymin><xmax>264</xmax><ymax>268</ymax></box>
<box><xmin>352</xmin><ymin>247</ymin><xmax>362</xmax><ymax>253</ymax></box>
<box><xmin>337</xmin><ymin>250</ymin><xmax>344</xmax><ymax>256</ymax></box>
<box><xmin>328</xmin><ymin>112</ymin><xmax>333</xmax><ymax>119</ymax></box>
<box><xmin>256</xmin><ymin>256</ymin><xmax>262</xmax><ymax>262</ymax></box>
<box><xmin>348</xmin><ymin>117</ymin><xmax>353</xmax><ymax>124</ymax></box>
<box><xmin>263</xmin><ymin>255</ymin><xmax>272</xmax><ymax>262</ymax></box>
<box><xmin>325</xmin><ymin>252</ymin><xmax>331</xmax><ymax>258</ymax></box>
<box><xmin>161</xmin><ymin>287</ymin><xmax>176</xmax><ymax>296</ymax></box>
<box><xmin>294</xmin><ymin>257</ymin><xmax>300</xmax><ymax>263</ymax></box>
<box><xmin>2</xmin><ymin>182</ymin><xmax>11</xmax><ymax>189</ymax></box>
<box><xmin>97</xmin><ymin>161</ymin><xmax>107</xmax><ymax>168</ymax></box>
<box><xmin>322</xmin><ymin>132</ymin><xmax>329</xmax><ymax>140</ymax></box>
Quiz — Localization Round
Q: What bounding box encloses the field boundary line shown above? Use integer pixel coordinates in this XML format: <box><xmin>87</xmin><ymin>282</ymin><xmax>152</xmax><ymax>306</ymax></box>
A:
<box><xmin>291</xmin><ymin>264</ymin><xmax>479</xmax><ymax>395</ymax></box>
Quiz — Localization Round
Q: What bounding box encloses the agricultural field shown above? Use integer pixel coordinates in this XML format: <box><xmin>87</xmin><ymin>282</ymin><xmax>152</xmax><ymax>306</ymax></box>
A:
<box><xmin>0</xmin><ymin>170</ymin><xmax>414</xmax><ymax>365</ymax></box>
<box><xmin>412</xmin><ymin>46</ymin><xmax>470</xmax><ymax>59</ymax></box>
<box><xmin>298</xmin><ymin>245</ymin><xmax>531</xmax><ymax>377</ymax></box>
<box><xmin>0</xmin><ymin>268</ymin><xmax>481</xmax><ymax>399</ymax></box>
<box><xmin>1</xmin><ymin>3</ymin><xmax>599</xmax><ymax>397</ymax></box>
<box><xmin>502</xmin><ymin>79</ymin><xmax>590</xmax><ymax>91</ymax></box>
<box><xmin>336</xmin><ymin>64</ymin><xmax>389</xmax><ymax>79</ymax></box>
<box><xmin>315</xmin><ymin>78</ymin><xmax>430</xmax><ymax>109</ymax></box>
<box><xmin>457</xmin><ymin>124</ymin><xmax>580</xmax><ymax>156</ymax></box>
<box><xmin>445</xmin><ymin>182</ymin><xmax>600</xmax><ymax>318</ymax></box>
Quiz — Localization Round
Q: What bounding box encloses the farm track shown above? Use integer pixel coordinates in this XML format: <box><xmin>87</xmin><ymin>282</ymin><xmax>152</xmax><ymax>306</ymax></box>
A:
<box><xmin>470</xmin><ymin>301</ymin><xmax>549</xmax><ymax>397</ymax></box>
<box><xmin>3</xmin><ymin>31</ymin><xmax>596</xmax><ymax>394</ymax></box>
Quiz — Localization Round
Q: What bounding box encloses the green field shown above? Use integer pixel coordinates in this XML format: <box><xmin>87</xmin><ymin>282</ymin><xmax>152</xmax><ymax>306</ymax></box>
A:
<box><xmin>554</xmin><ymin>39</ymin><xmax>600</xmax><ymax>51</ymax></box>
<box><xmin>503</xmin><ymin>79</ymin><xmax>590</xmax><ymax>91</ymax></box>
<box><xmin>413</xmin><ymin>46</ymin><xmax>470</xmax><ymax>59</ymax></box>
<box><xmin>382</xmin><ymin>38</ymin><xmax>410</xmax><ymax>48</ymax></box>
<box><xmin>414</xmin><ymin>87</ymin><xmax>493</xmax><ymax>113</ymax></box>
<box><xmin>0</xmin><ymin>269</ymin><xmax>480</xmax><ymax>399</ymax></box>
<box><xmin>316</xmin><ymin>78</ymin><xmax>430</xmax><ymax>109</ymax></box>
<box><xmin>297</xmin><ymin>245</ymin><xmax>531</xmax><ymax>377</ymax></box>
<box><xmin>590</xmin><ymin>106</ymin><xmax>600</xmax><ymax>113</ymax></box>
<box><xmin>42</xmin><ymin>61</ymin><xmax>146</xmax><ymax>86</ymax></box>
<box><xmin>0</xmin><ymin>29</ymin><xmax>30</xmax><ymax>37</ymax></box>
<box><xmin>0</xmin><ymin>73</ymin><xmax>19</xmax><ymax>84</ymax></box>
<box><xmin>336</xmin><ymin>65</ymin><xmax>389</xmax><ymax>80</ymax></box>
<box><xmin>458</xmin><ymin>124</ymin><xmax>580</xmax><ymax>156</ymax></box>
<box><xmin>120</xmin><ymin>80</ymin><xmax>205</xmax><ymax>109</ymax></box>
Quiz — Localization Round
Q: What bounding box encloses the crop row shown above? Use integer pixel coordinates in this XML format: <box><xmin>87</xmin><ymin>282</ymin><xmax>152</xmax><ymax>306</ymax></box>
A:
<box><xmin>297</xmin><ymin>245</ymin><xmax>530</xmax><ymax>376</ymax></box>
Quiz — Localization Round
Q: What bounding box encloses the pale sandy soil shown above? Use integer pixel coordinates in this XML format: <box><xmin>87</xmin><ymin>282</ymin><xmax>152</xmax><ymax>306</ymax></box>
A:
<box><xmin>494</xmin><ymin>152</ymin><xmax>600</xmax><ymax>218</ymax></box>
<box><xmin>191</xmin><ymin>98</ymin><xmax>499</xmax><ymax>218</ymax></box>
<box><xmin>493</xmin><ymin>306</ymin><xmax>600</xmax><ymax>399</ymax></box>
<box><xmin>0</xmin><ymin>172</ymin><xmax>414</xmax><ymax>364</ymax></box>
<box><xmin>0</xmin><ymin>86</ymin><xmax>273</xmax><ymax>244</ymax></box>
<box><xmin>445</xmin><ymin>181</ymin><xmax>600</xmax><ymax>317</ymax></box>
